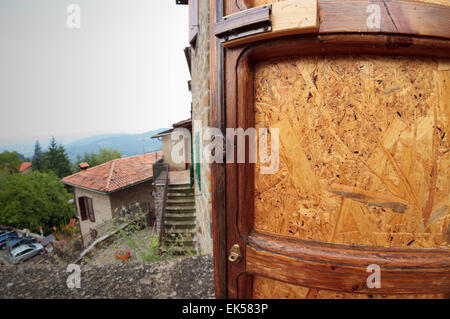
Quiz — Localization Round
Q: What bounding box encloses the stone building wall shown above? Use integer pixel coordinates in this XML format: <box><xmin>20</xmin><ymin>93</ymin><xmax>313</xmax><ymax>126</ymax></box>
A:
<box><xmin>153</xmin><ymin>178</ymin><xmax>166</xmax><ymax>234</ymax></box>
<box><xmin>191</xmin><ymin>0</ymin><xmax>213</xmax><ymax>254</ymax></box>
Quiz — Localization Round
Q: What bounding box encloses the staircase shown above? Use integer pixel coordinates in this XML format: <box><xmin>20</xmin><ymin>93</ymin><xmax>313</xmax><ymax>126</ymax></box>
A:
<box><xmin>163</xmin><ymin>183</ymin><xmax>196</xmax><ymax>255</ymax></box>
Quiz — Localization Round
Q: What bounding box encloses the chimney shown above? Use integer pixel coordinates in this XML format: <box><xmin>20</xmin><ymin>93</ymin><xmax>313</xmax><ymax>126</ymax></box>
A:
<box><xmin>79</xmin><ymin>162</ymin><xmax>89</xmax><ymax>170</ymax></box>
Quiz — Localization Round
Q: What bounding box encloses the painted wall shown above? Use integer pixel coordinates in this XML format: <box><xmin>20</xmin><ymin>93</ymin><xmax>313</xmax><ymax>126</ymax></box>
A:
<box><xmin>161</xmin><ymin>134</ymin><xmax>187</xmax><ymax>171</ymax></box>
<box><xmin>191</xmin><ymin>0</ymin><xmax>213</xmax><ymax>254</ymax></box>
<box><xmin>109</xmin><ymin>180</ymin><xmax>154</xmax><ymax>218</ymax></box>
<box><xmin>74</xmin><ymin>187</ymin><xmax>113</xmax><ymax>247</ymax></box>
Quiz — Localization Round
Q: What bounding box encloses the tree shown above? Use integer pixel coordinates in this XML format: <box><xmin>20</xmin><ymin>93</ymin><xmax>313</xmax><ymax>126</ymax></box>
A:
<box><xmin>0</xmin><ymin>151</ymin><xmax>22</xmax><ymax>174</ymax></box>
<box><xmin>41</xmin><ymin>137</ymin><xmax>72</xmax><ymax>178</ymax></box>
<box><xmin>32</xmin><ymin>140</ymin><xmax>42</xmax><ymax>172</ymax></box>
<box><xmin>96</xmin><ymin>148</ymin><xmax>122</xmax><ymax>164</ymax></box>
<box><xmin>73</xmin><ymin>148</ymin><xmax>121</xmax><ymax>171</ymax></box>
<box><xmin>0</xmin><ymin>171</ymin><xmax>75</xmax><ymax>234</ymax></box>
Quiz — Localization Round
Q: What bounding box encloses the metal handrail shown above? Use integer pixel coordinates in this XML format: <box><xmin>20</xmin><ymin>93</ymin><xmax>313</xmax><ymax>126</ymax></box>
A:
<box><xmin>155</xmin><ymin>163</ymin><xmax>169</xmax><ymax>253</ymax></box>
<box><xmin>152</xmin><ymin>161</ymin><xmax>166</xmax><ymax>181</ymax></box>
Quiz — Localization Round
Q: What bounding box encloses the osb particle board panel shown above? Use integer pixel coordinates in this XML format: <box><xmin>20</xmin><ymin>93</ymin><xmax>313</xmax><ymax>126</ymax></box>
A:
<box><xmin>254</xmin><ymin>55</ymin><xmax>450</xmax><ymax>249</ymax></box>
<box><xmin>253</xmin><ymin>276</ymin><xmax>445</xmax><ymax>299</ymax></box>
<box><xmin>243</xmin><ymin>0</ymin><xmax>450</xmax><ymax>7</ymax></box>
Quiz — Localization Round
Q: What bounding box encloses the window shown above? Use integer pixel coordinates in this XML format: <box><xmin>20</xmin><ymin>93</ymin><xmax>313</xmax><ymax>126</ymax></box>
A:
<box><xmin>16</xmin><ymin>249</ymin><xmax>32</xmax><ymax>257</ymax></box>
<box><xmin>78</xmin><ymin>196</ymin><xmax>95</xmax><ymax>222</ymax></box>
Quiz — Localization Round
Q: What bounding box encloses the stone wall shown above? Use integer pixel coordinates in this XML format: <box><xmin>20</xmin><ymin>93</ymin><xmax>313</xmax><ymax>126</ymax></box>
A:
<box><xmin>0</xmin><ymin>255</ymin><xmax>214</xmax><ymax>299</ymax></box>
<box><xmin>153</xmin><ymin>170</ymin><xmax>168</xmax><ymax>234</ymax></box>
<box><xmin>191</xmin><ymin>0</ymin><xmax>213</xmax><ymax>255</ymax></box>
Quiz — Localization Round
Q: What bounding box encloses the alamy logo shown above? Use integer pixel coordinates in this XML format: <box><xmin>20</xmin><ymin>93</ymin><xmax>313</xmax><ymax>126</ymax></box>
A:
<box><xmin>366</xmin><ymin>264</ymin><xmax>381</xmax><ymax>289</ymax></box>
<box><xmin>66</xmin><ymin>4</ymin><xmax>81</xmax><ymax>29</ymax></box>
<box><xmin>66</xmin><ymin>263</ymin><xmax>81</xmax><ymax>289</ymax></box>
<box><xmin>170</xmin><ymin>120</ymin><xmax>279</xmax><ymax>174</ymax></box>
<box><xmin>366</xmin><ymin>4</ymin><xmax>381</xmax><ymax>30</ymax></box>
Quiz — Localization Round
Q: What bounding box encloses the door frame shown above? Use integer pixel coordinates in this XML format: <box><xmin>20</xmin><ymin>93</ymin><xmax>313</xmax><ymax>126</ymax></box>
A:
<box><xmin>210</xmin><ymin>0</ymin><xmax>450</xmax><ymax>299</ymax></box>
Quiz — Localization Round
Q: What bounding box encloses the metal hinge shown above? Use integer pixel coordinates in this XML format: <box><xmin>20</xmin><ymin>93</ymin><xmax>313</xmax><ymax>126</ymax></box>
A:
<box><xmin>214</xmin><ymin>0</ymin><xmax>319</xmax><ymax>48</ymax></box>
<box><xmin>214</xmin><ymin>5</ymin><xmax>272</xmax><ymax>44</ymax></box>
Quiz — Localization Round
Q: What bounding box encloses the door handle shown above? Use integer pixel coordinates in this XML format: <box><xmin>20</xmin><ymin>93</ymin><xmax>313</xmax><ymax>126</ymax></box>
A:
<box><xmin>229</xmin><ymin>244</ymin><xmax>242</xmax><ymax>263</ymax></box>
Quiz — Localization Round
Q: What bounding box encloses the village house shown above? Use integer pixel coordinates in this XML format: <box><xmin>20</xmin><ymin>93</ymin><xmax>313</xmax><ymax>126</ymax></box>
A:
<box><xmin>150</xmin><ymin>119</ymin><xmax>197</xmax><ymax>254</ymax></box>
<box><xmin>19</xmin><ymin>162</ymin><xmax>32</xmax><ymax>175</ymax></box>
<box><xmin>61</xmin><ymin>152</ymin><xmax>161</xmax><ymax>247</ymax></box>
<box><xmin>151</xmin><ymin>118</ymin><xmax>192</xmax><ymax>171</ymax></box>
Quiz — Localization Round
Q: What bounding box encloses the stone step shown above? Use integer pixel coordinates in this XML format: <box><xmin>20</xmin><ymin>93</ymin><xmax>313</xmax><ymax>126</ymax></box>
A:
<box><xmin>164</xmin><ymin>239</ymin><xmax>195</xmax><ymax>247</ymax></box>
<box><xmin>164</xmin><ymin>239</ymin><xmax>196</xmax><ymax>246</ymax></box>
<box><xmin>165</xmin><ymin>217</ymin><xmax>196</xmax><ymax>222</ymax></box>
<box><xmin>167</xmin><ymin>192</ymin><xmax>194</xmax><ymax>197</ymax></box>
<box><xmin>165</xmin><ymin>228</ymin><xmax>196</xmax><ymax>235</ymax></box>
<box><xmin>168</xmin><ymin>184</ymin><xmax>192</xmax><ymax>190</ymax></box>
<box><xmin>166</xmin><ymin>206</ymin><xmax>195</xmax><ymax>211</ymax></box>
<box><xmin>165</xmin><ymin>212</ymin><xmax>196</xmax><ymax>219</ymax></box>
<box><xmin>166</xmin><ymin>198</ymin><xmax>195</xmax><ymax>205</ymax></box>
<box><xmin>165</xmin><ymin>226</ymin><xmax>195</xmax><ymax>232</ymax></box>
<box><xmin>165</xmin><ymin>220</ymin><xmax>196</xmax><ymax>227</ymax></box>
<box><xmin>166</xmin><ymin>247</ymin><xmax>196</xmax><ymax>254</ymax></box>
<box><xmin>164</xmin><ymin>241</ymin><xmax>196</xmax><ymax>248</ymax></box>
<box><xmin>167</xmin><ymin>191</ymin><xmax>193</xmax><ymax>196</ymax></box>
<box><xmin>167</xmin><ymin>191</ymin><xmax>194</xmax><ymax>197</ymax></box>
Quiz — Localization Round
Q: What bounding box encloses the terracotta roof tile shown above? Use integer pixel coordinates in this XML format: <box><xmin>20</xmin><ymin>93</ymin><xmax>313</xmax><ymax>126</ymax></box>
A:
<box><xmin>61</xmin><ymin>152</ymin><xmax>162</xmax><ymax>193</ymax></box>
<box><xmin>19</xmin><ymin>162</ymin><xmax>32</xmax><ymax>172</ymax></box>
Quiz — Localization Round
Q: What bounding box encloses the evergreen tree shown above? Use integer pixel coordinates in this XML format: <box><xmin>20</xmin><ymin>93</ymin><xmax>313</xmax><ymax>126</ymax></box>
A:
<box><xmin>32</xmin><ymin>140</ymin><xmax>42</xmax><ymax>172</ymax></box>
<box><xmin>73</xmin><ymin>148</ymin><xmax>121</xmax><ymax>171</ymax></box>
<box><xmin>41</xmin><ymin>137</ymin><xmax>73</xmax><ymax>178</ymax></box>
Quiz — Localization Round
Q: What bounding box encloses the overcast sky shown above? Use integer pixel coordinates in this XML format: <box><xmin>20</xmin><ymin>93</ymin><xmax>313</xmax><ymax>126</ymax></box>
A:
<box><xmin>0</xmin><ymin>0</ymin><xmax>191</xmax><ymax>145</ymax></box>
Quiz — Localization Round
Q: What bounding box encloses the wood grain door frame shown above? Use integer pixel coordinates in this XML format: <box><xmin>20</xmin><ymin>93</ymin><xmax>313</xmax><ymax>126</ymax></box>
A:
<box><xmin>210</xmin><ymin>0</ymin><xmax>450</xmax><ymax>299</ymax></box>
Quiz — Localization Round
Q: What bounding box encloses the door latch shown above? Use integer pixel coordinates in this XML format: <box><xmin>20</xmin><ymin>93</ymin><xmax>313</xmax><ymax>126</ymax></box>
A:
<box><xmin>228</xmin><ymin>244</ymin><xmax>242</xmax><ymax>263</ymax></box>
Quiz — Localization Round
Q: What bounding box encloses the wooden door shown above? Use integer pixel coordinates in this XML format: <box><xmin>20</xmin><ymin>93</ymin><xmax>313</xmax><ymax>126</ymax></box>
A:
<box><xmin>211</xmin><ymin>0</ymin><xmax>450</xmax><ymax>299</ymax></box>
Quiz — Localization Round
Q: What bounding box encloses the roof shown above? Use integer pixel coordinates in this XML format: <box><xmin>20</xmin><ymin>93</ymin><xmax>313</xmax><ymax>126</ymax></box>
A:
<box><xmin>151</xmin><ymin>118</ymin><xmax>192</xmax><ymax>139</ymax></box>
<box><xmin>19</xmin><ymin>162</ymin><xmax>32</xmax><ymax>172</ymax></box>
<box><xmin>79</xmin><ymin>162</ymin><xmax>89</xmax><ymax>169</ymax></box>
<box><xmin>151</xmin><ymin>128</ymin><xmax>174</xmax><ymax>139</ymax></box>
<box><xmin>61</xmin><ymin>152</ymin><xmax>162</xmax><ymax>194</ymax></box>
<box><xmin>172</xmin><ymin>119</ymin><xmax>192</xmax><ymax>129</ymax></box>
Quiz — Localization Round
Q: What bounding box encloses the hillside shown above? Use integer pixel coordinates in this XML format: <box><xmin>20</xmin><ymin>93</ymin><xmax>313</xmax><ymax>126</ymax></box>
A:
<box><xmin>0</xmin><ymin>129</ymin><xmax>168</xmax><ymax>162</ymax></box>
<box><xmin>65</xmin><ymin>129</ymin><xmax>167</xmax><ymax>161</ymax></box>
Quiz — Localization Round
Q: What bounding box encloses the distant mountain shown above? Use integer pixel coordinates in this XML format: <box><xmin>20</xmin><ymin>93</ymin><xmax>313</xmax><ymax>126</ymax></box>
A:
<box><xmin>0</xmin><ymin>129</ymin><xmax>168</xmax><ymax>162</ymax></box>
<box><xmin>65</xmin><ymin>129</ymin><xmax>168</xmax><ymax>161</ymax></box>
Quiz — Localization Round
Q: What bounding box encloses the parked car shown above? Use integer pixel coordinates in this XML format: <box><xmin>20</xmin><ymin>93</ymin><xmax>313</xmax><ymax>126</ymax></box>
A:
<box><xmin>0</xmin><ymin>229</ymin><xmax>14</xmax><ymax>237</ymax></box>
<box><xmin>0</xmin><ymin>232</ymin><xmax>18</xmax><ymax>249</ymax></box>
<box><xmin>9</xmin><ymin>243</ymin><xmax>44</xmax><ymax>264</ymax></box>
<box><xmin>7</xmin><ymin>236</ymin><xmax>36</xmax><ymax>252</ymax></box>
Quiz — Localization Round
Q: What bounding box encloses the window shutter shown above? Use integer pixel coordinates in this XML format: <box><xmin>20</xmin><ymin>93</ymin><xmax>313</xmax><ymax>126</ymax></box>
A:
<box><xmin>189</xmin><ymin>0</ymin><xmax>199</xmax><ymax>45</ymax></box>
<box><xmin>86</xmin><ymin>198</ymin><xmax>95</xmax><ymax>222</ymax></box>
